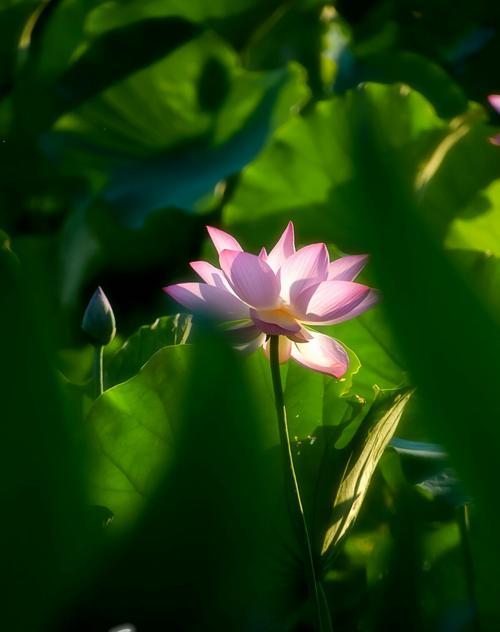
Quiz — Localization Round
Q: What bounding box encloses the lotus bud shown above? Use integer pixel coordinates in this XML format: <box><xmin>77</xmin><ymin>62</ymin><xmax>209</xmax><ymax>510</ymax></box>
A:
<box><xmin>82</xmin><ymin>286</ymin><xmax>116</xmax><ymax>346</ymax></box>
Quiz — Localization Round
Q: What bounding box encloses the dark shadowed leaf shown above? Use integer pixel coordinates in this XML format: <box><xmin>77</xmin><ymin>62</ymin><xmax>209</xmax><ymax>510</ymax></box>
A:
<box><xmin>0</xmin><ymin>242</ymin><xmax>91</xmax><ymax>630</ymax></box>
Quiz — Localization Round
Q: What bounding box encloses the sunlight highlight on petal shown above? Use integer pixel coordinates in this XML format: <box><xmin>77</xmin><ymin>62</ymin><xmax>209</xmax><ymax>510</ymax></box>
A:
<box><xmin>291</xmin><ymin>330</ymin><xmax>349</xmax><ymax>377</ymax></box>
<box><xmin>220</xmin><ymin>250</ymin><xmax>280</xmax><ymax>309</ymax></box>
<box><xmin>206</xmin><ymin>226</ymin><xmax>243</xmax><ymax>254</ymax></box>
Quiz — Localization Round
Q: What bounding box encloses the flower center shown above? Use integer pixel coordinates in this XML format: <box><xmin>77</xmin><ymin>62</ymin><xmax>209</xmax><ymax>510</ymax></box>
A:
<box><xmin>251</xmin><ymin>303</ymin><xmax>302</xmax><ymax>336</ymax></box>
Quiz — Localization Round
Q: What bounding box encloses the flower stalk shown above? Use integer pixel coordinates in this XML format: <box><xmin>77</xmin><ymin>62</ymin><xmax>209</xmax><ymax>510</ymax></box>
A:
<box><xmin>94</xmin><ymin>344</ymin><xmax>104</xmax><ymax>398</ymax></box>
<box><xmin>269</xmin><ymin>335</ymin><xmax>330</xmax><ymax>632</ymax></box>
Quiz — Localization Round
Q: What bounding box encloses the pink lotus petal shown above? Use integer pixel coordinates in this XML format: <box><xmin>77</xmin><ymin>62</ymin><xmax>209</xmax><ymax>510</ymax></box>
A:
<box><xmin>250</xmin><ymin>308</ymin><xmax>302</xmax><ymax>336</ymax></box>
<box><xmin>287</xmin><ymin>327</ymin><xmax>313</xmax><ymax>343</ymax></box>
<box><xmin>291</xmin><ymin>330</ymin><xmax>348</xmax><ymax>378</ymax></box>
<box><xmin>489</xmin><ymin>134</ymin><xmax>500</xmax><ymax>146</ymax></box>
<box><xmin>488</xmin><ymin>95</ymin><xmax>500</xmax><ymax>113</ymax></box>
<box><xmin>226</xmin><ymin>321</ymin><xmax>267</xmax><ymax>353</ymax></box>
<box><xmin>163</xmin><ymin>283</ymin><xmax>249</xmax><ymax>320</ymax></box>
<box><xmin>190</xmin><ymin>261</ymin><xmax>231</xmax><ymax>290</ymax></box>
<box><xmin>327</xmin><ymin>254</ymin><xmax>369</xmax><ymax>282</ymax></box>
<box><xmin>266</xmin><ymin>221</ymin><xmax>295</xmax><ymax>271</ymax></box>
<box><xmin>280</xmin><ymin>243</ymin><xmax>329</xmax><ymax>304</ymax></box>
<box><xmin>236</xmin><ymin>333</ymin><xmax>267</xmax><ymax>353</ymax></box>
<box><xmin>219</xmin><ymin>250</ymin><xmax>280</xmax><ymax>309</ymax></box>
<box><xmin>263</xmin><ymin>336</ymin><xmax>292</xmax><ymax>364</ymax></box>
<box><xmin>206</xmin><ymin>226</ymin><xmax>243</xmax><ymax>254</ymax></box>
<box><xmin>259</xmin><ymin>247</ymin><xmax>268</xmax><ymax>259</ymax></box>
<box><xmin>303</xmin><ymin>280</ymin><xmax>378</xmax><ymax>324</ymax></box>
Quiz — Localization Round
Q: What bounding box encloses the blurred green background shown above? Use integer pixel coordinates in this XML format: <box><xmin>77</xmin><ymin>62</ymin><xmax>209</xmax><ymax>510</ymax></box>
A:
<box><xmin>1</xmin><ymin>0</ymin><xmax>500</xmax><ymax>630</ymax></box>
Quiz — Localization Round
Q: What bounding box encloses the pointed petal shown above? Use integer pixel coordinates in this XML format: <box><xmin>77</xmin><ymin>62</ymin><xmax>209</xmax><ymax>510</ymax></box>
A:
<box><xmin>163</xmin><ymin>283</ymin><xmax>249</xmax><ymax>320</ymax></box>
<box><xmin>206</xmin><ymin>226</ymin><xmax>243</xmax><ymax>254</ymax></box>
<box><xmin>280</xmin><ymin>243</ymin><xmax>329</xmax><ymax>304</ymax></box>
<box><xmin>488</xmin><ymin>94</ymin><xmax>500</xmax><ymax>113</ymax></box>
<box><xmin>250</xmin><ymin>308</ymin><xmax>301</xmax><ymax>336</ymax></box>
<box><xmin>219</xmin><ymin>250</ymin><xmax>280</xmax><ymax>309</ymax></box>
<box><xmin>263</xmin><ymin>336</ymin><xmax>292</xmax><ymax>364</ymax></box>
<box><xmin>189</xmin><ymin>261</ymin><xmax>231</xmax><ymax>290</ymax></box>
<box><xmin>259</xmin><ymin>247</ymin><xmax>268</xmax><ymax>259</ymax></box>
<box><xmin>291</xmin><ymin>330</ymin><xmax>348</xmax><ymax>378</ymax></box>
<box><xmin>327</xmin><ymin>254</ymin><xmax>369</xmax><ymax>282</ymax></box>
<box><xmin>266</xmin><ymin>221</ymin><xmax>295</xmax><ymax>271</ymax></box>
<box><xmin>303</xmin><ymin>280</ymin><xmax>379</xmax><ymax>324</ymax></box>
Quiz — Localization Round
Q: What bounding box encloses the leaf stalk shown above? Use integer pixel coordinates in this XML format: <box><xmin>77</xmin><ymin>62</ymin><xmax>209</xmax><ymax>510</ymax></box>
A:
<box><xmin>269</xmin><ymin>335</ymin><xmax>330</xmax><ymax>632</ymax></box>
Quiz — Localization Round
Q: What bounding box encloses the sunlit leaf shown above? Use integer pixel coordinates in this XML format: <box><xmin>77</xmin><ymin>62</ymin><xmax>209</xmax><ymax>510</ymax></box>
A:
<box><xmin>445</xmin><ymin>179</ymin><xmax>500</xmax><ymax>256</ymax></box>
<box><xmin>321</xmin><ymin>388</ymin><xmax>413</xmax><ymax>556</ymax></box>
<box><xmin>86</xmin><ymin>345</ymin><xmax>193</xmax><ymax>524</ymax></box>
<box><xmin>223</xmin><ymin>83</ymin><xmax>447</xmax><ymax>252</ymax></box>
<box><xmin>106</xmin><ymin>314</ymin><xmax>192</xmax><ymax>387</ymax></box>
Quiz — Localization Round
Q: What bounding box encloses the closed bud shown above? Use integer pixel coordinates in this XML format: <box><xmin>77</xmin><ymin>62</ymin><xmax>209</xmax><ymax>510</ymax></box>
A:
<box><xmin>82</xmin><ymin>286</ymin><xmax>116</xmax><ymax>346</ymax></box>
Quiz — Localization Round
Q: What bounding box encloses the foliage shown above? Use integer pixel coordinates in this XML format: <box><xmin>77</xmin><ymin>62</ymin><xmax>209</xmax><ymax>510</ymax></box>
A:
<box><xmin>1</xmin><ymin>0</ymin><xmax>499</xmax><ymax>630</ymax></box>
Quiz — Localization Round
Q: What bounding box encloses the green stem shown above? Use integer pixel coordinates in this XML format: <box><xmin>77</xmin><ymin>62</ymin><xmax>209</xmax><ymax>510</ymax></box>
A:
<box><xmin>269</xmin><ymin>335</ymin><xmax>329</xmax><ymax>632</ymax></box>
<box><xmin>457</xmin><ymin>503</ymin><xmax>481</xmax><ymax>632</ymax></box>
<box><xmin>94</xmin><ymin>344</ymin><xmax>104</xmax><ymax>398</ymax></box>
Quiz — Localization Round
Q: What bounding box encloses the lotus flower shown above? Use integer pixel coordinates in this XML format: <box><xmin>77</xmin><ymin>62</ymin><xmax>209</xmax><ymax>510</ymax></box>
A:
<box><xmin>488</xmin><ymin>95</ymin><xmax>500</xmax><ymax>145</ymax></box>
<box><xmin>163</xmin><ymin>222</ymin><xmax>378</xmax><ymax>378</ymax></box>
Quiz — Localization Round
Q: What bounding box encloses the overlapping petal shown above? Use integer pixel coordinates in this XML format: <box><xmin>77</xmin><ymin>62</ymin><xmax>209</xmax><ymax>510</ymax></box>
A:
<box><xmin>290</xmin><ymin>330</ymin><xmax>348</xmax><ymax>378</ymax></box>
<box><xmin>220</xmin><ymin>250</ymin><xmax>280</xmax><ymax>309</ymax></box>
<box><xmin>206</xmin><ymin>226</ymin><xmax>243</xmax><ymax>254</ymax></box>
<box><xmin>266</xmin><ymin>221</ymin><xmax>295</xmax><ymax>271</ymax></box>
<box><xmin>327</xmin><ymin>254</ymin><xmax>368</xmax><ymax>282</ymax></box>
<box><xmin>302</xmin><ymin>280</ymin><xmax>378</xmax><ymax>325</ymax></box>
<box><xmin>250</xmin><ymin>308</ymin><xmax>302</xmax><ymax>336</ymax></box>
<box><xmin>280</xmin><ymin>243</ymin><xmax>329</xmax><ymax>304</ymax></box>
<box><xmin>163</xmin><ymin>283</ymin><xmax>249</xmax><ymax>320</ymax></box>
<box><xmin>165</xmin><ymin>221</ymin><xmax>379</xmax><ymax>379</ymax></box>
<box><xmin>190</xmin><ymin>261</ymin><xmax>231</xmax><ymax>290</ymax></box>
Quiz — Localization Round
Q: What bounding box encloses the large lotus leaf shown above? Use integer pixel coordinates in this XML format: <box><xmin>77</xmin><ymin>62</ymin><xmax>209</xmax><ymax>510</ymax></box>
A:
<box><xmin>83</xmin><ymin>332</ymin><xmax>300</xmax><ymax>628</ymax></box>
<box><xmin>223</xmin><ymin>84</ymin><xmax>445</xmax><ymax>251</ymax></box>
<box><xmin>86</xmin><ymin>344</ymin><xmax>192</xmax><ymax>523</ymax></box>
<box><xmin>87</xmin><ymin>314</ymin><xmax>407</xmax><ymax>565</ymax></box>
<box><xmin>46</xmin><ymin>31</ymin><xmax>308</xmax><ymax>227</ymax></box>
<box><xmin>417</xmin><ymin>108</ymin><xmax>500</xmax><ymax>238</ymax></box>
<box><xmin>223</xmin><ymin>83</ymin><xmax>499</xmax><ymax>252</ymax></box>
<box><xmin>444</xmin><ymin>179</ymin><xmax>500</xmax><ymax>256</ymax></box>
<box><xmin>106</xmin><ymin>314</ymin><xmax>192</xmax><ymax>387</ymax></box>
<box><xmin>85</xmin><ymin>0</ymin><xmax>273</xmax><ymax>33</ymax></box>
<box><xmin>15</xmin><ymin>9</ymin><xmax>201</xmax><ymax>133</ymax></box>
<box><xmin>283</xmin><ymin>345</ymin><xmax>361</xmax><ymax>441</ymax></box>
<box><xmin>335</xmin><ymin>50</ymin><xmax>468</xmax><ymax>118</ymax></box>
<box><xmin>86</xmin><ymin>340</ymin><xmax>282</xmax><ymax>525</ymax></box>
<box><xmin>326</xmin><ymin>306</ymin><xmax>407</xmax><ymax>398</ymax></box>
<box><xmin>50</xmin><ymin>32</ymin><xmax>241</xmax><ymax>157</ymax></box>
<box><xmin>447</xmin><ymin>249</ymin><xmax>500</xmax><ymax>321</ymax></box>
